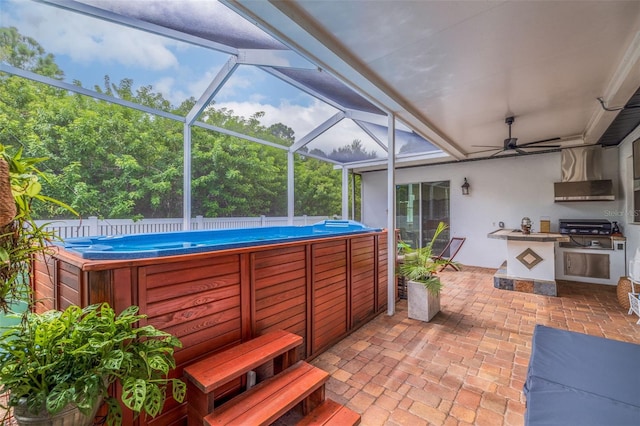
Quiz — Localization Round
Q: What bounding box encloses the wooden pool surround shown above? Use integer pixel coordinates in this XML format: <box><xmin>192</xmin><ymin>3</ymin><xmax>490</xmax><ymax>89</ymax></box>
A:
<box><xmin>33</xmin><ymin>230</ymin><xmax>388</xmax><ymax>425</ymax></box>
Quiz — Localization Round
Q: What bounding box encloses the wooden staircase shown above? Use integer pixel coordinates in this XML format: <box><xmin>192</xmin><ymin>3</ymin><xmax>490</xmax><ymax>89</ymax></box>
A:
<box><xmin>184</xmin><ymin>330</ymin><xmax>360</xmax><ymax>426</ymax></box>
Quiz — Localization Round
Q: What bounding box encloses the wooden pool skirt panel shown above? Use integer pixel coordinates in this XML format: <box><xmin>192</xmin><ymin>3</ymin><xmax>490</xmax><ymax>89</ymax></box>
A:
<box><xmin>33</xmin><ymin>231</ymin><xmax>388</xmax><ymax>426</ymax></box>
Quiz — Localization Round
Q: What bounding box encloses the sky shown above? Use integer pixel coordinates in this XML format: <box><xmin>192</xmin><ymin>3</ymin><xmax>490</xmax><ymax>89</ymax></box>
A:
<box><xmin>0</xmin><ymin>0</ymin><xmax>440</xmax><ymax>159</ymax></box>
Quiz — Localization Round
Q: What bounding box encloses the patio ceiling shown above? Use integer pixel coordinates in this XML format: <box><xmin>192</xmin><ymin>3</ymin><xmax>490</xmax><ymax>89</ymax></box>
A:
<box><xmin>225</xmin><ymin>0</ymin><xmax>640</xmax><ymax>169</ymax></box>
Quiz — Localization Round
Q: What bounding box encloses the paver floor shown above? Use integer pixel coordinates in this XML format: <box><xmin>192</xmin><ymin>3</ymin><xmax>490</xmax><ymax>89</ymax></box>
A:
<box><xmin>310</xmin><ymin>266</ymin><xmax>640</xmax><ymax>426</ymax></box>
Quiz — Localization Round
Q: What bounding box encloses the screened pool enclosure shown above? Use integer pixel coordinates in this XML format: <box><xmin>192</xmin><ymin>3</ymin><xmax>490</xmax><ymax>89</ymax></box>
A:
<box><xmin>1</xmin><ymin>0</ymin><xmax>449</xmax><ymax>314</ymax></box>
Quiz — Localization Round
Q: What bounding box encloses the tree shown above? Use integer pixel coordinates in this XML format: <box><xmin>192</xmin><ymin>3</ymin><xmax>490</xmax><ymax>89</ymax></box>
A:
<box><xmin>0</xmin><ymin>26</ymin><xmax>64</xmax><ymax>79</ymax></box>
<box><xmin>191</xmin><ymin>128</ymin><xmax>287</xmax><ymax>217</ymax></box>
<box><xmin>294</xmin><ymin>155</ymin><xmax>341</xmax><ymax>216</ymax></box>
<box><xmin>328</xmin><ymin>139</ymin><xmax>378</xmax><ymax>163</ymax></box>
<box><xmin>0</xmin><ymin>27</ymin><xmax>344</xmax><ymax>220</ymax></box>
<box><xmin>267</xmin><ymin>123</ymin><xmax>295</xmax><ymax>146</ymax></box>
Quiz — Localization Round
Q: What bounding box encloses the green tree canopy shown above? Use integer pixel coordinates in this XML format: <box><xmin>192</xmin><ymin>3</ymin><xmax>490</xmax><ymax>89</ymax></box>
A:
<box><xmin>0</xmin><ymin>27</ymin><xmax>364</xmax><ymax>220</ymax></box>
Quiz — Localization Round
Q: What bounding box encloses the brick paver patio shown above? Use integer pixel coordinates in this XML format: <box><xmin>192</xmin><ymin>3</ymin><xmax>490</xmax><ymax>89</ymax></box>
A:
<box><xmin>311</xmin><ymin>266</ymin><xmax>640</xmax><ymax>426</ymax></box>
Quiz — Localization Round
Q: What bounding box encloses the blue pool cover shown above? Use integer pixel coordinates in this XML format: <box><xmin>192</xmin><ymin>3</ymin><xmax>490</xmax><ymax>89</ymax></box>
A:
<box><xmin>524</xmin><ymin>325</ymin><xmax>640</xmax><ymax>425</ymax></box>
<box><xmin>57</xmin><ymin>220</ymin><xmax>382</xmax><ymax>260</ymax></box>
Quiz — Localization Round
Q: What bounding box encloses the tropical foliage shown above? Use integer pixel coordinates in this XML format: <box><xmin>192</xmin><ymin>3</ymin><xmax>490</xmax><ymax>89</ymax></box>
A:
<box><xmin>0</xmin><ymin>144</ymin><xmax>77</xmax><ymax>312</ymax></box>
<box><xmin>0</xmin><ymin>26</ymin><xmax>367</xmax><ymax>220</ymax></box>
<box><xmin>0</xmin><ymin>303</ymin><xmax>186</xmax><ymax>425</ymax></box>
<box><xmin>398</xmin><ymin>222</ymin><xmax>453</xmax><ymax>295</ymax></box>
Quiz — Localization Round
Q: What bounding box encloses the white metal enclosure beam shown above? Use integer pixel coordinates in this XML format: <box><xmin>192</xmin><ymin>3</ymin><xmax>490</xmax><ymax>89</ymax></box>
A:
<box><xmin>183</xmin><ymin>124</ymin><xmax>192</xmax><ymax>230</ymax></box>
<box><xmin>186</xmin><ymin>56</ymin><xmax>239</xmax><ymax>125</ymax></box>
<box><xmin>288</xmin><ymin>151</ymin><xmax>295</xmax><ymax>225</ymax></box>
<box><xmin>290</xmin><ymin>111</ymin><xmax>345</xmax><ymax>153</ymax></box>
<box><xmin>387</xmin><ymin>115</ymin><xmax>396</xmax><ymax>316</ymax></box>
<box><xmin>342</xmin><ymin>166</ymin><xmax>349</xmax><ymax>220</ymax></box>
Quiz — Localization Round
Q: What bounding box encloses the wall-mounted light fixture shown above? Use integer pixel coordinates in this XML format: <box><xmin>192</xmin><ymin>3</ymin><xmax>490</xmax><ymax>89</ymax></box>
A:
<box><xmin>461</xmin><ymin>178</ymin><xmax>470</xmax><ymax>195</ymax></box>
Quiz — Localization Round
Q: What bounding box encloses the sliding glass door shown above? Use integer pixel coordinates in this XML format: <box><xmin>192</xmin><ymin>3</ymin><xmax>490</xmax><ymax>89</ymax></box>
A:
<box><xmin>396</xmin><ymin>181</ymin><xmax>450</xmax><ymax>251</ymax></box>
<box><xmin>421</xmin><ymin>181</ymin><xmax>450</xmax><ymax>253</ymax></box>
<box><xmin>396</xmin><ymin>184</ymin><xmax>420</xmax><ymax>248</ymax></box>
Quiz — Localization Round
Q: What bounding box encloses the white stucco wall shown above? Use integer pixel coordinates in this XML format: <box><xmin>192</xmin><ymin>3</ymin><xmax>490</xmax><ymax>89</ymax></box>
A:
<box><xmin>361</xmin><ymin>148</ymin><xmax>624</xmax><ymax>269</ymax></box>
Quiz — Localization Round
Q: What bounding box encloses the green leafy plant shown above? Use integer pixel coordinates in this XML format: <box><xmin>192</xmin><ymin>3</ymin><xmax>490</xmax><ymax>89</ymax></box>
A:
<box><xmin>0</xmin><ymin>302</ymin><xmax>186</xmax><ymax>425</ymax></box>
<box><xmin>0</xmin><ymin>144</ymin><xmax>77</xmax><ymax>312</ymax></box>
<box><xmin>398</xmin><ymin>222</ymin><xmax>457</xmax><ymax>295</ymax></box>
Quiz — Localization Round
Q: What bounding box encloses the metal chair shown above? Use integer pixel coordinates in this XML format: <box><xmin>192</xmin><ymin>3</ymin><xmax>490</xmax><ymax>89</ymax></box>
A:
<box><xmin>433</xmin><ymin>237</ymin><xmax>465</xmax><ymax>271</ymax></box>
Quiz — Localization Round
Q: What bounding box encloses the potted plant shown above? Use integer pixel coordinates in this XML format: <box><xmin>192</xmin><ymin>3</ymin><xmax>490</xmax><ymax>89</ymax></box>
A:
<box><xmin>398</xmin><ymin>222</ymin><xmax>457</xmax><ymax>322</ymax></box>
<box><xmin>0</xmin><ymin>145</ymin><xmax>186</xmax><ymax>424</ymax></box>
<box><xmin>0</xmin><ymin>302</ymin><xmax>186</xmax><ymax>425</ymax></box>
<box><xmin>0</xmin><ymin>144</ymin><xmax>76</xmax><ymax>314</ymax></box>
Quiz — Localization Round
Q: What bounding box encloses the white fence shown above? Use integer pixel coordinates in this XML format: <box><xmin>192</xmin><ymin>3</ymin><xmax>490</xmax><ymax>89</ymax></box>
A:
<box><xmin>35</xmin><ymin>215</ymin><xmax>332</xmax><ymax>240</ymax></box>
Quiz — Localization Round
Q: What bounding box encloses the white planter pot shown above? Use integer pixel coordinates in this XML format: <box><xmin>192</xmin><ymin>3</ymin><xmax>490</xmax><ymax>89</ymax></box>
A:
<box><xmin>407</xmin><ymin>280</ymin><xmax>440</xmax><ymax>322</ymax></box>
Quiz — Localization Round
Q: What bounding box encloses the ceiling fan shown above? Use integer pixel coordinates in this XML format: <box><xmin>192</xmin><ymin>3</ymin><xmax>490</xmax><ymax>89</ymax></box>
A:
<box><xmin>472</xmin><ymin>116</ymin><xmax>561</xmax><ymax>157</ymax></box>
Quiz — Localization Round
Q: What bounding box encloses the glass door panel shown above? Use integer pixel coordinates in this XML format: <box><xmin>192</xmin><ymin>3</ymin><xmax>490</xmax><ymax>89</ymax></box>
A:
<box><xmin>396</xmin><ymin>184</ymin><xmax>420</xmax><ymax>248</ymax></box>
<box><xmin>421</xmin><ymin>181</ymin><xmax>450</xmax><ymax>253</ymax></box>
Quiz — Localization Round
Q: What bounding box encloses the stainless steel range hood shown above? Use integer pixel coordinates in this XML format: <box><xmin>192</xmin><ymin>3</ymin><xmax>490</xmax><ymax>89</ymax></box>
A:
<box><xmin>554</xmin><ymin>146</ymin><xmax>615</xmax><ymax>202</ymax></box>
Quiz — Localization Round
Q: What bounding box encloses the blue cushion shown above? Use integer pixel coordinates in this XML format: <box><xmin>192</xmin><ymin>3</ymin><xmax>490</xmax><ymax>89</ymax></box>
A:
<box><xmin>524</xmin><ymin>325</ymin><xmax>640</xmax><ymax>425</ymax></box>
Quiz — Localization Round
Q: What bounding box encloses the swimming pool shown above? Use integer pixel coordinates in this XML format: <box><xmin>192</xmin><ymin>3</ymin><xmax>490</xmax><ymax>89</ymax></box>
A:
<box><xmin>58</xmin><ymin>220</ymin><xmax>381</xmax><ymax>260</ymax></box>
<box><xmin>36</xmin><ymin>219</ymin><xmax>388</xmax><ymax>426</ymax></box>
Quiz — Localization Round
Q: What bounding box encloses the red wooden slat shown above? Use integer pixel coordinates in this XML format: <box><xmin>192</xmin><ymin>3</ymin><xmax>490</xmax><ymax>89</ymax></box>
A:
<box><xmin>184</xmin><ymin>330</ymin><xmax>303</xmax><ymax>392</ymax></box>
<box><xmin>296</xmin><ymin>399</ymin><xmax>361</xmax><ymax>426</ymax></box>
<box><xmin>204</xmin><ymin>361</ymin><xmax>328</xmax><ymax>426</ymax></box>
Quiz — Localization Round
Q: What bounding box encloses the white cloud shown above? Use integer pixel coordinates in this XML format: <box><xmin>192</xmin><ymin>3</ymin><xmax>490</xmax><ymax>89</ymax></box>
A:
<box><xmin>214</xmin><ymin>99</ymin><xmax>336</xmax><ymax>140</ymax></box>
<box><xmin>152</xmin><ymin>77</ymin><xmax>180</xmax><ymax>100</ymax></box>
<box><xmin>8</xmin><ymin>0</ymin><xmax>179</xmax><ymax>70</ymax></box>
<box><xmin>151</xmin><ymin>67</ymin><xmax>241</xmax><ymax>106</ymax></box>
<box><xmin>213</xmin><ymin>99</ymin><xmax>383</xmax><ymax>155</ymax></box>
<box><xmin>215</xmin><ymin>69</ymin><xmax>258</xmax><ymax>102</ymax></box>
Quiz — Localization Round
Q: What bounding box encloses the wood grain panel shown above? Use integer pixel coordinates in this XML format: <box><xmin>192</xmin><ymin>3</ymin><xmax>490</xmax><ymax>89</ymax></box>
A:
<box><xmin>311</xmin><ymin>240</ymin><xmax>347</xmax><ymax>354</ymax></box>
<box><xmin>58</xmin><ymin>263</ymin><xmax>80</xmax><ymax>292</ymax></box>
<box><xmin>143</xmin><ymin>255</ymin><xmax>240</xmax><ymax>288</ymax></box>
<box><xmin>138</xmin><ymin>256</ymin><xmax>244</xmax><ymax>386</ymax></box>
<box><xmin>377</xmin><ymin>235</ymin><xmax>389</xmax><ymax>312</ymax></box>
<box><xmin>147</xmin><ymin>285</ymin><xmax>240</xmax><ymax>318</ymax></box>
<box><xmin>351</xmin><ymin>236</ymin><xmax>375</xmax><ymax>326</ymax></box>
<box><xmin>56</xmin><ymin>261</ymin><xmax>82</xmax><ymax>308</ymax></box>
<box><xmin>33</xmin><ymin>257</ymin><xmax>55</xmax><ymax>311</ymax></box>
<box><xmin>171</xmin><ymin>322</ymin><xmax>242</xmax><ymax>367</ymax></box>
<box><xmin>53</xmin><ymin>261</ymin><xmax>82</xmax><ymax>308</ymax></box>
<box><xmin>87</xmin><ymin>270</ymin><xmax>114</xmax><ymax>307</ymax></box>
<box><xmin>253</xmin><ymin>246</ymin><xmax>307</xmax><ymax>359</ymax></box>
<box><xmin>252</xmin><ymin>246</ymin><xmax>306</xmax><ymax>272</ymax></box>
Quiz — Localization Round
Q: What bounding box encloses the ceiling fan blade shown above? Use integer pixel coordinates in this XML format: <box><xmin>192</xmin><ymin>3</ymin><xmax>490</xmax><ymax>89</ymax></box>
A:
<box><xmin>470</xmin><ymin>147</ymin><xmax>503</xmax><ymax>154</ymax></box>
<box><xmin>488</xmin><ymin>149</ymin><xmax>506</xmax><ymax>158</ymax></box>
<box><xmin>515</xmin><ymin>148</ymin><xmax>529</xmax><ymax>155</ymax></box>
<box><xmin>517</xmin><ymin>137</ymin><xmax>561</xmax><ymax>147</ymax></box>
<box><xmin>521</xmin><ymin>145</ymin><xmax>561</xmax><ymax>149</ymax></box>
<box><xmin>472</xmin><ymin>145</ymin><xmax>503</xmax><ymax>148</ymax></box>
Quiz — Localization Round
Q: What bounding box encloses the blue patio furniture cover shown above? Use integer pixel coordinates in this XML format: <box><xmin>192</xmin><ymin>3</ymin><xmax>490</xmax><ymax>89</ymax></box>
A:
<box><xmin>524</xmin><ymin>325</ymin><xmax>640</xmax><ymax>425</ymax></box>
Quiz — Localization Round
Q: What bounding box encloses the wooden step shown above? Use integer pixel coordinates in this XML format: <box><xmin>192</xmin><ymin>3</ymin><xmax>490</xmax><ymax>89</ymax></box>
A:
<box><xmin>186</xmin><ymin>330</ymin><xmax>303</xmax><ymax>425</ymax></box>
<box><xmin>184</xmin><ymin>329</ymin><xmax>303</xmax><ymax>393</ymax></box>
<box><xmin>296</xmin><ymin>399</ymin><xmax>361</xmax><ymax>426</ymax></box>
<box><xmin>204</xmin><ymin>361</ymin><xmax>329</xmax><ymax>426</ymax></box>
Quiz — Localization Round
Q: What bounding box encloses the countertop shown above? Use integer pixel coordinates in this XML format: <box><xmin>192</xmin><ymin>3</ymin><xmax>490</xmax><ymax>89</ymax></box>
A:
<box><xmin>488</xmin><ymin>229</ymin><xmax>570</xmax><ymax>242</ymax></box>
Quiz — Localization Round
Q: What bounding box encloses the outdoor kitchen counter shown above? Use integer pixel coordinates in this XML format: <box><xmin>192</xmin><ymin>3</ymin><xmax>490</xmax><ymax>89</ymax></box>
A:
<box><xmin>489</xmin><ymin>229</ymin><xmax>569</xmax><ymax>296</ymax></box>
<box><xmin>488</xmin><ymin>229</ymin><xmax>570</xmax><ymax>242</ymax></box>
